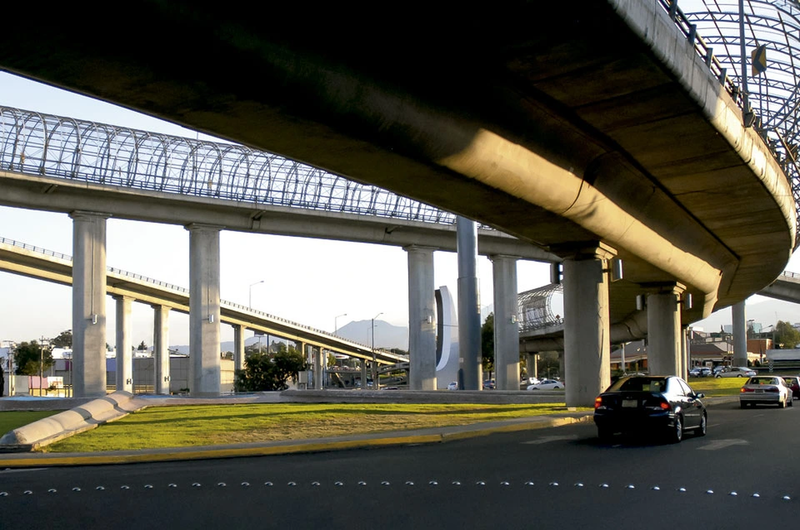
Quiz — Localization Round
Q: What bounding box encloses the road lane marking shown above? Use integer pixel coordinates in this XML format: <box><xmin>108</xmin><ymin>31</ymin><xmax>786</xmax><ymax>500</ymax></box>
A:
<box><xmin>697</xmin><ymin>439</ymin><xmax>749</xmax><ymax>451</ymax></box>
<box><xmin>522</xmin><ymin>435</ymin><xmax>579</xmax><ymax>445</ymax></box>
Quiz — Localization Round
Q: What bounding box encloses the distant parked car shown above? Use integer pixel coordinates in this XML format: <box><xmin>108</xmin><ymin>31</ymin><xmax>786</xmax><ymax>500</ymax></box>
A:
<box><xmin>527</xmin><ymin>377</ymin><xmax>541</xmax><ymax>386</ymax></box>
<box><xmin>527</xmin><ymin>379</ymin><xmax>564</xmax><ymax>390</ymax></box>
<box><xmin>689</xmin><ymin>367</ymin><xmax>712</xmax><ymax>377</ymax></box>
<box><xmin>716</xmin><ymin>367</ymin><xmax>756</xmax><ymax>378</ymax></box>
<box><xmin>483</xmin><ymin>379</ymin><xmax>496</xmax><ymax>390</ymax></box>
<box><xmin>447</xmin><ymin>381</ymin><xmax>458</xmax><ymax>391</ymax></box>
<box><xmin>739</xmin><ymin>376</ymin><xmax>792</xmax><ymax>408</ymax></box>
<box><xmin>780</xmin><ymin>376</ymin><xmax>800</xmax><ymax>400</ymax></box>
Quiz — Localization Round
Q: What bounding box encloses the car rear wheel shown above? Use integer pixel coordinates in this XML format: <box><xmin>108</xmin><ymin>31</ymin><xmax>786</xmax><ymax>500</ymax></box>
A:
<box><xmin>667</xmin><ymin>416</ymin><xmax>683</xmax><ymax>444</ymax></box>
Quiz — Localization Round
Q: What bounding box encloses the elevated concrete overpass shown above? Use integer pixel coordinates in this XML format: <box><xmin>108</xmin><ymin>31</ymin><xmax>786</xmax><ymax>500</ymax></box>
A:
<box><xmin>1</xmin><ymin>0</ymin><xmax>796</xmax><ymax>405</ymax></box>
<box><xmin>0</xmin><ymin>236</ymin><xmax>408</xmax><ymax>365</ymax></box>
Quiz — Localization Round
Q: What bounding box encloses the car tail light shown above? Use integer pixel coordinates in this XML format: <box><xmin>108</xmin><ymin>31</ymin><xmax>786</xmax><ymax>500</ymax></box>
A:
<box><xmin>594</xmin><ymin>397</ymin><xmax>604</xmax><ymax>409</ymax></box>
<box><xmin>644</xmin><ymin>398</ymin><xmax>670</xmax><ymax>411</ymax></box>
<box><xmin>741</xmin><ymin>387</ymin><xmax>755</xmax><ymax>393</ymax></box>
<box><xmin>765</xmin><ymin>387</ymin><xmax>779</xmax><ymax>393</ymax></box>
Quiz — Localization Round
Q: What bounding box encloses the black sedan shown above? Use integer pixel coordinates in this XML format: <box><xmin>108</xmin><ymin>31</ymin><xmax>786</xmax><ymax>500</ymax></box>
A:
<box><xmin>594</xmin><ymin>375</ymin><xmax>707</xmax><ymax>443</ymax></box>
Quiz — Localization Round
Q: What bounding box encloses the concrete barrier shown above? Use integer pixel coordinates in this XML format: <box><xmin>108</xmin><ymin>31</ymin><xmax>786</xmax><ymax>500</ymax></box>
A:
<box><xmin>0</xmin><ymin>391</ymin><xmax>139</xmax><ymax>451</ymax></box>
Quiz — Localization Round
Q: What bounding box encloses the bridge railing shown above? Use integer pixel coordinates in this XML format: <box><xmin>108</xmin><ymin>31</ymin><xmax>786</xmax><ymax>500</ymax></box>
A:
<box><xmin>0</xmin><ymin>106</ymin><xmax>467</xmax><ymax>228</ymax></box>
<box><xmin>0</xmin><ymin>235</ymin><xmax>399</xmax><ymax>356</ymax></box>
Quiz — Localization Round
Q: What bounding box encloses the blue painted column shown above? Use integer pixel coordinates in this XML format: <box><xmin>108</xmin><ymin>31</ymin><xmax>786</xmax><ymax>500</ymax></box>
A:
<box><xmin>457</xmin><ymin>216</ymin><xmax>481</xmax><ymax>390</ymax></box>
<box><xmin>70</xmin><ymin>211</ymin><xmax>109</xmax><ymax>398</ymax></box>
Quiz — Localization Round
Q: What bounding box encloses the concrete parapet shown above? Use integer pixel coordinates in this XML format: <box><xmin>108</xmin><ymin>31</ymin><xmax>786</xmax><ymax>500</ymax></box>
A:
<box><xmin>0</xmin><ymin>391</ymin><xmax>138</xmax><ymax>451</ymax></box>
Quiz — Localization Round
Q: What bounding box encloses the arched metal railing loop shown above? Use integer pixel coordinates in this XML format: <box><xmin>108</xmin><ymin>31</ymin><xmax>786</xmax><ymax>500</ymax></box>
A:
<box><xmin>679</xmin><ymin>0</ymin><xmax>800</xmax><ymax>243</ymax></box>
<box><xmin>517</xmin><ymin>283</ymin><xmax>563</xmax><ymax>332</ymax></box>
<box><xmin>0</xmin><ymin>106</ymin><xmax>462</xmax><ymax>227</ymax></box>
<box><xmin>0</xmin><ymin>235</ymin><xmax>400</xmax><ymax>356</ymax></box>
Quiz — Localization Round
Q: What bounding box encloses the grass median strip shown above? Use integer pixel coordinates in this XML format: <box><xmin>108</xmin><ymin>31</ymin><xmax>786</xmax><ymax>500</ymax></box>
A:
<box><xmin>0</xmin><ymin>411</ymin><xmax>59</xmax><ymax>438</ymax></box>
<box><xmin>46</xmin><ymin>403</ymin><xmax>589</xmax><ymax>453</ymax></box>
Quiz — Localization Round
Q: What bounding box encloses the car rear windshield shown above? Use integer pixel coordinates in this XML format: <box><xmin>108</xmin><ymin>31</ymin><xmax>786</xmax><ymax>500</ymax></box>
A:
<box><xmin>609</xmin><ymin>377</ymin><xmax>666</xmax><ymax>393</ymax></box>
<box><xmin>748</xmin><ymin>377</ymin><xmax>780</xmax><ymax>385</ymax></box>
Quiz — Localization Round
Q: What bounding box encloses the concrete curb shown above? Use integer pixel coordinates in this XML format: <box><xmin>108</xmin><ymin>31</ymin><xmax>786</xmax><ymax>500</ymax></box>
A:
<box><xmin>0</xmin><ymin>415</ymin><xmax>593</xmax><ymax>468</ymax></box>
<box><xmin>0</xmin><ymin>392</ymin><xmax>138</xmax><ymax>451</ymax></box>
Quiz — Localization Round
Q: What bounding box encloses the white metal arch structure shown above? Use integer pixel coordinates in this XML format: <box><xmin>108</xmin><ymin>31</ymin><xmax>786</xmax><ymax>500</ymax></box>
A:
<box><xmin>0</xmin><ymin>106</ymin><xmax>460</xmax><ymax>225</ymax></box>
<box><xmin>685</xmin><ymin>0</ymin><xmax>800</xmax><ymax>230</ymax></box>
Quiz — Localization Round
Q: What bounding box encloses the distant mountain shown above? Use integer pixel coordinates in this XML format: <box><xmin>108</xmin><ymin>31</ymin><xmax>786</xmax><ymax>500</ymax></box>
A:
<box><xmin>335</xmin><ymin>320</ymin><xmax>408</xmax><ymax>351</ymax></box>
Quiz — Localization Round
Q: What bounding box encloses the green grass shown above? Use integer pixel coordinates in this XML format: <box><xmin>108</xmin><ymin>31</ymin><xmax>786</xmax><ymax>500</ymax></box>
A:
<box><xmin>687</xmin><ymin>376</ymin><xmax>753</xmax><ymax>396</ymax></box>
<box><xmin>0</xmin><ymin>411</ymin><xmax>59</xmax><ymax>437</ymax></box>
<box><xmin>47</xmin><ymin>403</ymin><xmax>589</xmax><ymax>453</ymax></box>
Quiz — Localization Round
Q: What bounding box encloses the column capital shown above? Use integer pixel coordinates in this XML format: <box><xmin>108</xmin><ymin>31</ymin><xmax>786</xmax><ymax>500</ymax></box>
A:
<box><xmin>184</xmin><ymin>223</ymin><xmax>223</xmax><ymax>233</ymax></box>
<box><xmin>641</xmin><ymin>281</ymin><xmax>686</xmax><ymax>296</ymax></box>
<box><xmin>549</xmin><ymin>241</ymin><xmax>616</xmax><ymax>261</ymax></box>
<box><xmin>111</xmin><ymin>294</ymin><xmax>135</xmax><ymax>302</ymax></box>
<box><xmin>403</xmin><ymin>244</ymin><xmax>438</xmax><ymax>253</ymax></box>
<box><xmin>69</xmin><ymin>210</ymin><xmax>111</xmax><ymax>221</ymax></box>
<box><xmin>488</xmin><ymin>254</ymin><xmax>521</xmax><ymax>263</ymax></box>
<box><xmin>150</xmin><ymin>303</ymin><xmax>172</xmax><ymax>312</ymax></box>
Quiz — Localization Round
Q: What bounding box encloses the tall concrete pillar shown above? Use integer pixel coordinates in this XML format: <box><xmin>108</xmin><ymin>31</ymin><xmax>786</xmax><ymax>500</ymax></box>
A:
<box><xmin>406</xmin><ymin>245</ymin><xmax>437</xmax><ymax>390</ymax></box>
<box><xmin>187</xmin><ymin>224</ymin><xmax>221</xmax><ymax>396</ymax></box>
<box><xmin>113</xmin><ymin>295</ymin><xmax>133</xmax><ymax>393</ymax></box>
<box><xmin>561</xmin><ymin>243</ymin><xmax>615</xmax><ymax>407</ymax></box>
<box><xmin>457</xmin><ymin>216</ymin><xmax>481</xmax><ymax>390</ymax></box>
<box><xmin>526</xmin><ymin>353</ymin><xmax>538</xmax><ymax>380</ymax></box>
<box><xmin>732</xmin><ymin>301</ymin><xmax>748</xmax><ymax>367</ymax></box>
<box><xmin>314</xmin><ymin>346</ymin><xmax>323</xmax><ymax>389</ymax></box>
<box><xmin>681</xmin><ymin>325</ymin><xmax>690</xmax><ymax>379</ymax></box>
<box><xmin>153</xmin><ymin>304</ymin><xmax>171</xmax><ymax>395</ymax></box>
<box><xmin>646</xmin><ymin>283</ymin><xmax>685</xmax><ymax>377</ymax></box>
<box><xmin>234</xmin><ymin>324</ymin><xmax>246</xmax><ymax>372</ymax></box>
<box><xmin>70</xmin><ymin>211</ymin><xmax>109</xmax><ymax>398</ymax></box>
<box><xmin>360</xmin><ymin>359</ymin><xmax>368</xmax><ymax>388</ymax></box>
<box><xmin>491</xmin><ymin>255</ymin><xmax>520</xmax><ymax>391</ymax></box>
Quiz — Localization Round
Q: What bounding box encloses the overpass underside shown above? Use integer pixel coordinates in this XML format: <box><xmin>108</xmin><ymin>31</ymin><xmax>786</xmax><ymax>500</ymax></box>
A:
<box><xmin>0</xmin><ymin>0</ymin><xmax>796</xmax><ymax>404</ymax></box>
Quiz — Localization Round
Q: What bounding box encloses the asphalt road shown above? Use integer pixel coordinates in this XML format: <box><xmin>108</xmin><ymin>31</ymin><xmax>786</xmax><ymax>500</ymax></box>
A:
<box><xmin>0</xmin><ymin>401</ymin><xmax>797</xmax><ymax>529</ymax></box>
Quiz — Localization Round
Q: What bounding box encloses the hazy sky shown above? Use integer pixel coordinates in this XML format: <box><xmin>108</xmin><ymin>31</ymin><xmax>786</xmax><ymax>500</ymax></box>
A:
<box><xmin>0</xmin><ymin>71</ymin><xmax>797</xmax><ymax>347</ymax></box>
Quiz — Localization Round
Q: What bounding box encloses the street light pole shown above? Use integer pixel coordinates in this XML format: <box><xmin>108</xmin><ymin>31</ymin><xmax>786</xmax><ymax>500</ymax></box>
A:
<box><xmin>335</xmin><ymin>313</ymin><xmax>347</xmax><ymax>335</ymax></box>
<box><xmin>248</xmin><ymin>280</ymin><xmax>264</xmax><ymax>309</ymax></box>
<box><xmin>371</xmin><ymin>312</ymin><xmax>383</xmax><ymax>390</ymax></box>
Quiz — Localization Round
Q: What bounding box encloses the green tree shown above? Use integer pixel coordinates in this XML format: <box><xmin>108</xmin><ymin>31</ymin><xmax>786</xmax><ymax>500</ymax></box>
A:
<box><xmin>234</xmin><ymin>347</ymin><xmax>308</xmax><ymax>391</ymax></box>
<box><xmin>137</xmin><ymin>341</ymin><xmax>148</xmax><ymax>351</ymax></box>
<box><xmin>481</xmin><ymin>313</ymin><xmax>494</xmax><ymax>376</ymax></box>
<box><xmin>774</xmin><ymin>320</ymin><xmax>800</xmax><ymax>349</ymax></box>
<box><xmin>51</xmin><ymin>329</ymin><xmax>72</xmax><ymax>348</ymax></box>
<box><xmin>14</xmin><ymin>341</ymin><xmax>54</xmax><ymax>376</ymax></box>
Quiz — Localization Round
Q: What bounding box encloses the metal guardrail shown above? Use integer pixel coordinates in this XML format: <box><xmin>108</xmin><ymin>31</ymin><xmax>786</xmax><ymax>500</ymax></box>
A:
<box><xmin>0</xmin><ymin>235</ymin><xmax>405</xmax><ymax>357</ymax></box>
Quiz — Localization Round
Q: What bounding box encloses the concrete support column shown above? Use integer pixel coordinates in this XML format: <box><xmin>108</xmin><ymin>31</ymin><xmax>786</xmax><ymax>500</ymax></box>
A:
<box><xmin>681</xmin><ymin>326</ymin><xmax>690</xmax><ymax>379</ymax></box>
<box><xmin>187</xmin><ymin>224</ymin><xmax>221</xmax><ymax>396</ymax></box>
<box><xmin>70</xmin><ymin>211</ymin><xmax>109</xmax><ymax>398</ymax></box>
<box><xmin>360</xmin><ymin>359</ymin><xmax>368</xmax><ymax>388</ymax></box>
<box><xmin>732</xmin><ymin>301</ymin><xmax>748</xmax><ymax>367</ymax></box>
<box><xmin>406</xmin><ymin>245</ymin><xmax>437</xmax><ymax>390</ymax></box>
<box><xmin>491</xmin><ymin>255</ymin><xmax>520</xmax><ymax>391</ymax></box>
<box><xmin>234</xmin><ymin>325</ymin><xmax>246</xmax><ymax>373</ymax></box>
<box><xmin>153</xmin><ymin>305</ymin><xmax>171</xmax><ymax>395</ymax></box>
<box><xmin>113</xmin><ymin>295</ymin><xmax>133</xmax><ymax>394</ymax></box>
<box><xmin>456</xmin><ymin>216</ymin><xmax>481</xmax><ymax>390</ymax></box>
<box><xmin>646</xmin><ymin>283</ymin><xmax>685</xmax><ymax>377</ymax></box>
<box><xmin>560</xmin><ymin>242</ymin><xmax>616</xmax><ymax>407</ymax></box>
<box><xmin>313</xmin><ymin>347</ymin><xmax>323</xmax><ymax>389</ymax></box>
<box><xmin>526</xmin><ymin>353</ymin><xmax>538</xmax><ymax>380</ymax></box>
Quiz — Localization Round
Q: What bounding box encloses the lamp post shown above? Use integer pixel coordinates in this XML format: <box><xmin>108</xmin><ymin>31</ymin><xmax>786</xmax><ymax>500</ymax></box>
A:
<box><xmin>248</xmin><ymin>280</ymin><xmax>264</xmax><ymax>309</ymax></box>
<box><xmin>371</xmin><ymin>312</ymin><xmax>383</xmax><ymax>389</ymax></box>
<box><xmin>335</xmin><ymin>313</ymin><xmax>347</xmax><ymax>335</ymax></box>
